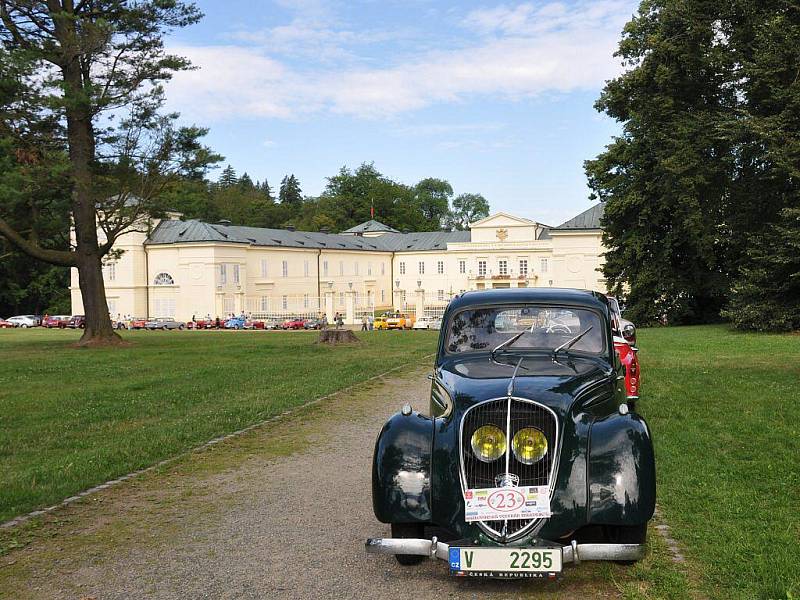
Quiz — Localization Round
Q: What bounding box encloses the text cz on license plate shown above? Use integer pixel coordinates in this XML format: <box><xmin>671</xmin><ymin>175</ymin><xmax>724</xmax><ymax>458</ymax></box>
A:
<box><xmin>449</xmin><ymin>547</ymin><xmax>562</xmax><ymax>577</ymax></box>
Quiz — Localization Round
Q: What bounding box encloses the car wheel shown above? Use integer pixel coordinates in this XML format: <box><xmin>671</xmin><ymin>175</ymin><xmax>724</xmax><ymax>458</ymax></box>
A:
<box><xmin>391</xmin><ymin>523</ymin><xmax>426</xmax><ymax>566</ymax></box>
<box><xmin>21</xmin><ymin>324</ymin><xmax>29</xmax><ymax>328</ymax></box>
<box><xmin>604</xmin><ymin>523</ymin><xmax>647</xmax><ymax>564</ymax></box>
<box><xmin>179</xmin><ymin>325</ymin><xmax>185</xmax><ymax>330</ymax></box>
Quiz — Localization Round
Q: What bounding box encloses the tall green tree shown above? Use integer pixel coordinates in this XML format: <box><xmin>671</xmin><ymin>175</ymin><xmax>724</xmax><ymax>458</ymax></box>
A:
<box><xmin>279</xmin><ymin>174</ymin><xmax>302</xmax><ymax>205</ymax></box>
<box><xmin>415</xmin><ymin>177</ymin><xmax>452</xmax><ymax>228</ymax></box>
<box><xmin>446</xmin><ymin>193</ymin><xmax>490</xmax><ymax>230</ymax></box>
<box><xmin>585</xmin><ymin>0</ymin><xmax>738</xmax><ymax>325</ymax></box>
<box><xmin>0</xmin><ymin>1</ymin><xmax>217</xmax><ymax>345</ymax></box>
<box><xmin>218</xmin><ymin>164</ymin><xmax>238</xmax><ymax>188</ymax></box>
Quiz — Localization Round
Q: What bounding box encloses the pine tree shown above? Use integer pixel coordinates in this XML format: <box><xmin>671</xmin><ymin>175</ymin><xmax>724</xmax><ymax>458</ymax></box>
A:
<box><xmin>258</xmin><ymin>179</ymin><xmax>274</xmax><ymax>202</ymax></box>
<box><xmin>279</xmin><ymin>174</ymin><xmax>302</xmax><ymax>205</ymax></box>
<box><xmin>218</xmin><ymin>165</ymin><xmax>238</xmax><ymax>188</ymax></box>
<box><xmin>238</xmin><ymin>172</ymin><xmax>254</xmax><ymax>190</ymax></box>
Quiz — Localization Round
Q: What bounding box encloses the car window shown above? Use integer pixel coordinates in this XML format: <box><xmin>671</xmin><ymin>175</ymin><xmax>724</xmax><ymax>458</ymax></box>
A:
<box><xmin>445</xmin><ymin>305</ymin><xmax>606</xmax><ymax>356</ymax></box>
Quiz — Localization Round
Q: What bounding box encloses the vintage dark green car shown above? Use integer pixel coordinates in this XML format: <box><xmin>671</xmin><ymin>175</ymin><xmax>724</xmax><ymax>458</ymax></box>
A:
<box><xmin>366</xmin><ymin>288</ymin><xmax>655</xmax><ymax>578</ymax></box>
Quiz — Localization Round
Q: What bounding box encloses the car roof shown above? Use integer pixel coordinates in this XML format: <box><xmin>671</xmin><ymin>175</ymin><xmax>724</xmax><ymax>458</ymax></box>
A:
<box><xmin>447</xmin><ymin>287</ymin><xmax>609</xmax><ymax>312</ymax></box>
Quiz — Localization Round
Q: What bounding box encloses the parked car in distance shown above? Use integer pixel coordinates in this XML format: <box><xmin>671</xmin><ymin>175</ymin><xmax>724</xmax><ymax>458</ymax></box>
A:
<box><xmin>224</xmin><ymin>316</ymin><xmax>250</xmax><ymax>330</ymax></box>
<box><xmin>386</xmin><ymin>312</ymin><xmax>414</xmax><ymax>330</ymax></box>
<box><xmin>281</xmin><ymin>317</ymin><xmax>306</xmax><ymax>330</ymax></box>
<box><xmin>367</xmin><ymin>288</ymin><xmax>655</xmax><ymax>578</ymax></box>
<box><xmin>7</xmin><ymin>315</ymin><xmax>38</xmax><ymax>328</ymax></box>
<box><xmin>428</xmin><ymin>317</ymin><xmax>442</xmax><ymax>330</ymax></box>
<box><xmin>0</xmin><ymin>318</ymin><xmax>15</xmax><ymax>328</ymax></box>
<box><xmin>614</xmin><ymin>335</ymin><xmax>640</xmax><ymax>405</ymax></box>
<box><xmin>263</xmin><ymin>319</ymin><xmax>281</xmax><ymax>330</ymax></box>
<box><xmin>412</xmin><ymin>317</ymin><xmax>431</xmax><ymax>330</ymax></box>
<box><xmin>42</xmin><ymin>315</ymin><xmax>70</xmax><ymax>328</ymax></box>
<box><xmin>304</xmin><ymin>318</ymin><xmax>323</xmax><ymax>330</ymax></box>
<box><xmin>373</xmin><ymin>316</ymin><xmax>388</xmax><ymax>330</ymax></box>
<box><xmin>144</xmin><ymin>317</ymin><xmax>185</xmax><ymax>330</ymax></box>
<box><xmin>67</xmin><ymin>315</ymin><xmax>85</xmax><ymax>329</ymax></box>
<box><xmin>128</xmin><ymin>317</ymin><xmax>147</xmax><ymax>329</ymax></box>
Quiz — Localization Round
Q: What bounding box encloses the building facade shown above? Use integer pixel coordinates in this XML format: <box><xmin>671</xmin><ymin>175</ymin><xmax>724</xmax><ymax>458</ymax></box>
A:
<box><xmin>70</xmin><ymin>204</ymin><xmax>606</xmax><ymax>323</ymax></box>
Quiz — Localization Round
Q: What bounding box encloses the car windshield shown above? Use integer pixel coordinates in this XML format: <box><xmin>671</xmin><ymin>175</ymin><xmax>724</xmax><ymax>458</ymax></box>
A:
<box><xmin>445</xmin><ymin>305</ymin><xmax>606</xmax><ymax>356</ymax></box>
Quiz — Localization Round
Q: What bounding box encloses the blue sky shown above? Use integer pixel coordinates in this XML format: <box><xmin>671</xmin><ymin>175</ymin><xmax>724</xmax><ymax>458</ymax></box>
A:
<box><xmin>165</xmin><ymin>0</ymin><xmax>638</xmax><ymax>226</ymax></box>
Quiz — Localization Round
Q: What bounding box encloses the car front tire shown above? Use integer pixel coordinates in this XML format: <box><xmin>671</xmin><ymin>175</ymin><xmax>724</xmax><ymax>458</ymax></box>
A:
<box><xmin>391</xmin><ymin>523</ymin><xmax>426</xmax><ymax>566</ymax></box>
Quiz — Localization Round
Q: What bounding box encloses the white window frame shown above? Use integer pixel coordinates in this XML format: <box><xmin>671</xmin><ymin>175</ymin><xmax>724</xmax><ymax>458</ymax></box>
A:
<box><xmin>437</xmin><ymin>261</ymin><xmax>444</xmax><ymax>274</ymax></box>
<box><xmin>458</xmin><ymin>260</ymin><xmax>465</xmax><ymax>274</ymax></box>
<box><xmin>498</xmin><ymin>260</ymin><xmax>508</xmax><ymax>276</ymax></box>
<box><xmin>418</xmin><ymin>261</ymin><xmax>425</xmax><ymax>275</ymax></box>
<box><xmin>282</xmin><ymin>260</ymin><xmax>289</xmax><ymax>277</ymax></box>
<box><xmin>478</xmin><ymin>260</ymin><xmax>487</xmax><ymax>277</ymax></box>
<box><xmin>399</xmin><ymin>262</ymin><xmax>406</xmax><ymax>275</ymax></box>
<box><xmin>233</xmin><ymin>264</ymin><xmax>240</xmax><ymax>284</ymax></box>
<box><xmin>220</xmin><ymin>264</ymin><xmax>227</xmax><ymax>284</ymax></box>
<box><xmin>541</xmin><ymin>258</ymin><xmax>549</xmax><ymax>273</ymax></box>
<box><xmin>304</xmin><ymin>260</ymin><xmax>309</xmax><ymax>277</ymax></box>
<box><xmin>519</xmin><ymin>259</ymin><xmax>528</xmax><ymax>276</ymax></box>
<box><xmin>323</xmin><ymin>260</ymin><xmax>328</xmax><ymax>276</ymax></box>
<box><xmin>261</xmin><ymin>259</ymin><xmax>268</xmax><ymax>278</ymax></box>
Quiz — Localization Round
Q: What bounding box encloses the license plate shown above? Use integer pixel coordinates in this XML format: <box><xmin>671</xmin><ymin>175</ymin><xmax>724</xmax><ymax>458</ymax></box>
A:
<box><xmin>449</xmin><ymin>547</ymin><xmax>562</xmax><ymax>578</ymax></box>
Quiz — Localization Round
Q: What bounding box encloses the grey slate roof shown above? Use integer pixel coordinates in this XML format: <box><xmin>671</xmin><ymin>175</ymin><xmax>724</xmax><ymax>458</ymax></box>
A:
<box><xmin>146</xmin><ymin>219</ymin><xmax>469</xmax><ymax>252</ymax></box>
<box><xmin>341</xmin><ymin>219</ymin><xmax>400</xmax><ymax>234</ymax></box>
<box><xmin>552</xmin><ymin>202</ymin><xmax>604</xmax><ymax>230</ymax></box>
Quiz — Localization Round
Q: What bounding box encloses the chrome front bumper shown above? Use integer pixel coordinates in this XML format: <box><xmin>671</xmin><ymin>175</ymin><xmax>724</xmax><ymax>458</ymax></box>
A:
<box><xmin>365</xmin><ymin>537</ymin><xmax>645</xmax><ymax>565</ymax></box>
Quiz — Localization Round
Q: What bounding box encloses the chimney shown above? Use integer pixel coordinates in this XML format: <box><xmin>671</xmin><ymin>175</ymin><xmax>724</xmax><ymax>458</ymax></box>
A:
<box><xmin>217</xmin><ymin>219</ymin><xmax>231</xmax><ymax>226</ymax></box>
<box><xmin>285</xmin><ymin>224</ymin><xmax>296</xmax><ymax>232</ymax></box>
<box><xmin>319</xmin><ymin>227</ymin><xmax>330</xmax><ymax>234</ymax></box>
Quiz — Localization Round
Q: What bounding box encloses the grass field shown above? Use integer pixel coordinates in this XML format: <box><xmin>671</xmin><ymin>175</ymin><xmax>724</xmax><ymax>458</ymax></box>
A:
<box><xmin>0</xmin><ymin>328</ymin><xmax>438</xmax><ymax>523</ymax></box>
<box><xmin>1</xmin><ymin>324</ymin><xmax>797</xmax><ymax>599</ymax></box>
<box><xmin>638</xmin><ymin>325</ymin><xmax>799</xmax><ymax>600</ymax></box>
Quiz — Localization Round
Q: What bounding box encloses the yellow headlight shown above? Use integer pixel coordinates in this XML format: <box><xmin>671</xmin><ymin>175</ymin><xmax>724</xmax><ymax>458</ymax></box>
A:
<box><xmin>470</xmin><ymin>425</ymin><xmax>506</xmax><ymax>462</ymax></box>
<box><xmin>512</xmin><ymin>427</ymin><xmax>548</xmax><ymax>465</ymax></box>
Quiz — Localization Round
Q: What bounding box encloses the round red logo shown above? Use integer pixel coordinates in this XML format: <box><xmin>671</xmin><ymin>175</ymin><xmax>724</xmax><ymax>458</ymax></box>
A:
<box><xmin>487</xmin><ymin>489</ymin><xmax>525</xmax><ymax>512</ymax></box>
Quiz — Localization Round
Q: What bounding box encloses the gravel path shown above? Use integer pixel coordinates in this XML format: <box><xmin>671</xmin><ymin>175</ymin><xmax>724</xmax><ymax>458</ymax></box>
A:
<box><xmin>1</xmin><ymin>362</ymin><xmax>618</xmax><ymax>600</ymax></box>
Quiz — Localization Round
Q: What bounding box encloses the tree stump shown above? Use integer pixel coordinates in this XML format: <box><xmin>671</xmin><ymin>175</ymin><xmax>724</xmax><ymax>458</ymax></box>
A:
<box><xmin>317</xmin><ymin>329</ymin><xmax>360</xmax><ymax>345</ymax></box>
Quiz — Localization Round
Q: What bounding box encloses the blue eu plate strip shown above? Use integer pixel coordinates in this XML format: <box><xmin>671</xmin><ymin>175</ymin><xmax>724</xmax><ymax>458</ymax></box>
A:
<box><xmin>449</xmin><ymin>547</ymin><xmax>461</xmax><ymax>570</ymax></box>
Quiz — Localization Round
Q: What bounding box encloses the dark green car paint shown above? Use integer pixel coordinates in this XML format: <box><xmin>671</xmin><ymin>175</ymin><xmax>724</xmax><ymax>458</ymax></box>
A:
<box><xmin>371</xmin><ymin>288</ymin><xmax>656</xmax><ymax>546</ymax></box>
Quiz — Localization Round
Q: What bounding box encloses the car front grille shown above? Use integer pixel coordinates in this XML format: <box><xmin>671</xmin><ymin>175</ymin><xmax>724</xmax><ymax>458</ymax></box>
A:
<box><xmin>459</xmin><ymin>397</ymin><xmax>559</xmax><ymax>541</ymax></box>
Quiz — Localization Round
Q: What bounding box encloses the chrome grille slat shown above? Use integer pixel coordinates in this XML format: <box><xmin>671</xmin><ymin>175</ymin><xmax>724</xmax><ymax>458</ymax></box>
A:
<box><xmin>459</xmin><ymin>396</ymin><xmax>559</xmax><ymax>541</ymax></box>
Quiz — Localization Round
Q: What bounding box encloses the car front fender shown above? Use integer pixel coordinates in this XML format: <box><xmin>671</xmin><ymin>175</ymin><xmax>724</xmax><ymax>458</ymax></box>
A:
<box><xmin>587</xmin><ymin>412</ymin><xmax>656</xmax><ymax>526</ymax></box>
<box><xmin>372</xmin><ymin>410</ymin><xmax>433</xmax><ymax>524</ymax></box>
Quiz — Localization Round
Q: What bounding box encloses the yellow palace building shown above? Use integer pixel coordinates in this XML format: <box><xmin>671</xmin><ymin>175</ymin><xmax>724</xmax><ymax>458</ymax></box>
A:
<box><xmin>70</xmin><ymin>204</ymin><xmax>607</xmax><ymax>324</ymax></box>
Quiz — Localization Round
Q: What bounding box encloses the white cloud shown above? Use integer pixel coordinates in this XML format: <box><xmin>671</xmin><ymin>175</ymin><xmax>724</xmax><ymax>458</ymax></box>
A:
<box><xmin>166</xmin><ymin>1</ymin><xmax>633</xmax><ymax>121</ymax></box>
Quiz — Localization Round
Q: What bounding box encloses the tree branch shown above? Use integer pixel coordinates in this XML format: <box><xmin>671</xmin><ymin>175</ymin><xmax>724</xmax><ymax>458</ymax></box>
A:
<box><xmin>0</xmin><ymin>217</ymin><xmax>76</xmax><ymax>266</ymax></box>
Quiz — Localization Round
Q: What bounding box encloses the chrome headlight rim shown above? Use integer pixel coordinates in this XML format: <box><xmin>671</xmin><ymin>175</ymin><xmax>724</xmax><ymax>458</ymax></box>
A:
<box><xmin>470</xmin><ymin>424</ymin><xmax>507</xmax><ymax>463</ymax></box>
<box><xmin>512</xmin><ymin>426</ymin><xmax>548</xmax><ymax>465</ymax></box>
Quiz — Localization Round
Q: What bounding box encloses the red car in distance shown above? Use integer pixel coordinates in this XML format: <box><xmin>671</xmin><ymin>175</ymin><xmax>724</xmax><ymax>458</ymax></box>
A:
<box><xmin>43</xmin><ymin>315</ymin><xmax>70</xmax><ymax>328</ymax></box>
<box><xmin>0</xmin><ymin>318</ymin><xmax>14</xmax><ymax>328</ymax></box>
<box><xmin>130</xmin><ymin>317</ymin><xmax>148</xmax><ymax>329</ymax></box>
<box><xmin>614</xmin><ymin>336</ymin><xmax>641</xmax><ymax>404</ymax></box>
<box><xmin>281</xmin><ymin>317</ymin><xmax>306</xmax><ymax>330</ymax></box>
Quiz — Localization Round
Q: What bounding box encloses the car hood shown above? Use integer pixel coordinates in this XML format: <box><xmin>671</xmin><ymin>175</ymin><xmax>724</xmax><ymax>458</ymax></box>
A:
<box><xmin>437</xmin><ymin>353</ymin><xmax>613</xmax><ymax>415</ymax></box>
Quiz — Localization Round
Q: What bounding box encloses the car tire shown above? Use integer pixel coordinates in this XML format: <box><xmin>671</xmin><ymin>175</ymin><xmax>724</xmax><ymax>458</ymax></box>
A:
<box><xmin>391</xmin><ymin>523</ymin><xmax>426</xmax><ymax>566</ymax></box>
<box><xmin>604</xmin><ymin>523</ymin><xmax>647</xmax><ymax>564</ymax></box>
<box><xmin>179</xmin><ymin>325</ymin><xmax>185</xmax><ymax>330</ymax></box>
<box><xmin>21</xmin><ymin>324</ymin><xmax>29</xmax><ymax>328</ymax></box>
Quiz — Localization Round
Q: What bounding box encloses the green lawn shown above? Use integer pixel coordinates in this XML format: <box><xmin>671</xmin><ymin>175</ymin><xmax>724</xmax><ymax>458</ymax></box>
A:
<box><xmin>0</xmin><ymin>328</ymin><xmax>438</xmax><ymax>523</ymax></box>
<box><xmin>638</xmin><ymin>325</ymin><xmax>799</xmax><ymax>600</ymax></box>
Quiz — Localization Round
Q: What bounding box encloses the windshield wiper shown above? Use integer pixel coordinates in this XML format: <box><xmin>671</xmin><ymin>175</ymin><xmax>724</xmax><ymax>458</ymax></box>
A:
<box><xmin>553</xmin><ymin>326</ymin><xmax>593</xmax><ymax>356</ymax></box>
<box><xmin>490</xmin><ymin>323</ymin><xmax>536</xmax><ymax>362</ymax></box>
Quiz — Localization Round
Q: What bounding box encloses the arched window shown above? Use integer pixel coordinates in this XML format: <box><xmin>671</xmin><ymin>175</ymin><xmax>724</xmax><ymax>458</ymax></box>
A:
<box><xmin>153</xmin><ymin>272</ymin><xmax>174</xmax><ymax>285</ymax></box>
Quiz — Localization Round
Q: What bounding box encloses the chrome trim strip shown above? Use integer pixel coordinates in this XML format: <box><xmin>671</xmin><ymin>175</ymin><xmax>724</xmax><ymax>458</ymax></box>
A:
<box><xmin>458</xmin><ymin>395</ymin><xmax>562</xmax><ymax>542</ymax></box>
<box><xmin>365</xmin><ymin>537</ymin><xmax>645</xmax><ymax>564</ymax></box>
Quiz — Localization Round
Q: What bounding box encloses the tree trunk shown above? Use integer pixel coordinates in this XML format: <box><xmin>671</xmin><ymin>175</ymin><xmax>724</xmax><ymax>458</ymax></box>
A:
<box><xmin>317</xmin><ymin>329</ymin><xmax>360</xmax><ymax>345</ymax></box>
<box><xmin>57</xmin><ymin>13</ymin><xmax>120</xmax><ymax>347</ymax></box>
<box><xmin>75</xmin><ymin>251</ymin><xmax>121</xmax><ymax>346</ymax></box>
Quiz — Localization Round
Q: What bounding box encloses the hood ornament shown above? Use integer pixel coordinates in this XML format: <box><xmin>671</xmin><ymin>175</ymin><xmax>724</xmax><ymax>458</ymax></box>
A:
<box><xmin>495</xmin><ymin>472</ymin><xmax>519</xmax><ymax>488</ymax></box>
